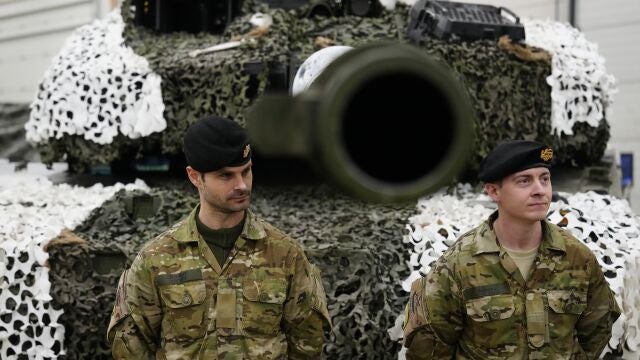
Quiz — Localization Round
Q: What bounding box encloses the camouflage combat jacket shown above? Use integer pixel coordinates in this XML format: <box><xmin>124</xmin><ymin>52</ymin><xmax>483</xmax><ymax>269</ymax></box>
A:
<box><xmin>107</xmin><ymin>207</ymin><xmax>331</xmax><ymax>360</ymax></box>
<box><xmin>404</xmin><ymin>212</ymin><xmax>621</xmax><ymax>360</ymax></box>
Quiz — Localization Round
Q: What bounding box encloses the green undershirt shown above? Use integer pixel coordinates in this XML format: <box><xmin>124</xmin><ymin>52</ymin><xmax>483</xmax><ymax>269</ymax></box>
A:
<box><xmin>195</xmin><ymin>213</ymin><xmax>245</xmax><ymax>266</ymax></box>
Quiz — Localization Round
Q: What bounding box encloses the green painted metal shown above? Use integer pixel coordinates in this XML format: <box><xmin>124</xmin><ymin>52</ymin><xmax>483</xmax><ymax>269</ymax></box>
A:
<box><xmin>248</xmin><ymin>42</ymin><xmax>474</xmax><ymax>203</ymax></box>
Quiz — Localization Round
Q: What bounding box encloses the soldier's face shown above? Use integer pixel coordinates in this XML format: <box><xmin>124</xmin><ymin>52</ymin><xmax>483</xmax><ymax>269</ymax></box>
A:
<box><xmin>190</xmin><ymin>161</ymin><xmax>253</xmax><ymax>214</ymax></box>
<box><xmin>485</xmin><ymin>167</ymin><xmax>552</xmax><ymax>223</ymax></box>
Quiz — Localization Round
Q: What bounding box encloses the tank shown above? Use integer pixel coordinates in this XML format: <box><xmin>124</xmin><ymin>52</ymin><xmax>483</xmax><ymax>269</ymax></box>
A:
<box><xmin>14</xmin><ymin>0</ymin><xmax>617</xmax><ymax>359</ymax></box>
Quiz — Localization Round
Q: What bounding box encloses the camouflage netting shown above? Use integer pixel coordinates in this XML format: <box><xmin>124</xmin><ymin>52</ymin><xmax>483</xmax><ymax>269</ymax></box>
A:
<box><xmin>25</xmin><ymin>9</ymin><xmax>165</xmax><ymax>148</ymax></box>
<box><xmin>31</xmin><ymin>1</ymin><xmax>609</xmax><ymax>174</ymax></box>
<box><xmin>523</xmin><ymin>19</ymin><xmax>617</xmax><ymax>137</ymax></box>
<box><xmin>0</xmin><ymin>177</ymin><xmax>147</xmax><ymax>360</ymax></box>
<box><xmin>47</xmin><ymin>184</ymin><xmax>415</xmax><ymax>359</ymax></box>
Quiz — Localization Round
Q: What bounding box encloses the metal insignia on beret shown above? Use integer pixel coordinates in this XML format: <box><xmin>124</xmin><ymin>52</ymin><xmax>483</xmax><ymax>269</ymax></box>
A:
<box><xmin>243</xmin><ymin>144</ymin><xmax>251</xmax><ymax>158</ymax></box>
<box><xmin>540</xmin><ymin>148</ymin><xmax>553</xmax><ymax>162</ymax></box>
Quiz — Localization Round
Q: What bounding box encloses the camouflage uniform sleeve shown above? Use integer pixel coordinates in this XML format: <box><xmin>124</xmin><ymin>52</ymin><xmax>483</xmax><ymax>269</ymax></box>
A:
<box><xmin>107</xmin><ymin>252</ymin><xmax>161</xmax><ymax>359</ymax></box>
<box><xmin>403</xmin><ymin>257</ymin><xmax>462</xmax><ymax>360</ymax></box>
<box><xmin>283</xmin><ymin>247</ymin><xmax>331</xmax><ymax>359</ymax></box>
<box><xmin>575</xmin><ymin>253</ymin><xmax>621</xmax><ymax>359</ymax></box>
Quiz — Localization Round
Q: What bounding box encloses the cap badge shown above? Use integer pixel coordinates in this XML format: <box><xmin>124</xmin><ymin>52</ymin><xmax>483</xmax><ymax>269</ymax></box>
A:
<box><xmin>540</xmin><ymin>148</ymin><xmax>553</xmax><ymax>162</ymax></box>
<box><xmin>243</xmin><ymin>144</ymin><xmax>251</xmax><ymax>158</ymax></box>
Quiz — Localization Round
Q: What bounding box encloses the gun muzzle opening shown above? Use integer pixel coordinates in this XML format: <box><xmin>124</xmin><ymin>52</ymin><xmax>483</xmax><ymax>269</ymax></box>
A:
<box><xmin>341</xmin><ymin>72</ymin><xmax>455</xmax><ymax>184</ymax></box>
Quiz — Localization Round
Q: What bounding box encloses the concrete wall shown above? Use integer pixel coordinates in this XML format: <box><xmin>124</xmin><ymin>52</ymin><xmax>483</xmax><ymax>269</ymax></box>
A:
<box><xmin>0</xmin><ymin>0</ymin><xmax>115</xmax><ymax>103</ymax></box>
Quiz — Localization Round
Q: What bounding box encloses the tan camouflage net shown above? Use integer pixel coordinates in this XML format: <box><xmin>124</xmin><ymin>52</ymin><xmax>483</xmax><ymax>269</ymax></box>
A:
<box><xmin>30</xmin><ymin>1</ymin><xmax>609</xmax><ymax>174</ymax></box>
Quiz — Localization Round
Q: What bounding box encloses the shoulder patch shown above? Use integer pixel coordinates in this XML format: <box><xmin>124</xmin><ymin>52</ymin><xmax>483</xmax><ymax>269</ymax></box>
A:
<box><xmin>404</xmin><ymin>277</ymin><xmax>429</xmax><ymax>340</ymax></box>
<box><xmin>310</xmin><ymin>264</ymin><xmax>332</xmax><ymax>329</ymax></box>
<box><xmin>107</xmin><ymin>270</ymin><xmax>130</xmax><ymax>342</ymax></box>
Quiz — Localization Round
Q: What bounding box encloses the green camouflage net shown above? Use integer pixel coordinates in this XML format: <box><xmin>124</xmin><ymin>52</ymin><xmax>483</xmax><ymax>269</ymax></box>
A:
<box><xmin>34</xmin><ymin>1</ymin><xmax>608</xmax><ymax>173</ymax></box>
<box><xmin>47</xmin><ymin>184</ymin><xmax>415</xmax><ymax>359</ymax></box>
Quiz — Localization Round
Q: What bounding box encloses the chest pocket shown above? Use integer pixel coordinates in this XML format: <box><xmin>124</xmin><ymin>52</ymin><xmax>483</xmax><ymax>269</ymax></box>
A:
<box><xmin>159</xmin><ymin>280</ymin><xmax>208</xmax><ymax>341</ymax></box>
<box><xmin>547</xmin><ymin>290</ymin><xmax>587</xmax><ymax>315</ymax></box>
<box><xmin>465</xmin><ymin>294</ymin><xmax>518</xmax><ymax>351</ymax></box>
<box><xmin>547</xmin><ymin>289</ymin><xmax>587</xmax><ymax>340</ymax></box>
<box><xmin>466</xmin><ymin>294</ymin><xmax>516</xmax><ymax>322</ymax></box>
<box><xmin>242</xmin><ymin>276</ymin><xmax>287</xmax><ymax>335</ymax></box>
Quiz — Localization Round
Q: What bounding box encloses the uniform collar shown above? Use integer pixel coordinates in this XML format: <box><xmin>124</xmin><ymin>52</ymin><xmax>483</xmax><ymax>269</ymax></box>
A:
<box><xmin>472</xmin><ymin>210</ymin><xmax>566</xmax><ymax>256</ymax></box>
<box><xmin>172</xmin><ymin>205</ymin><xmax>267</xmax><ymax>243</ymax></box>
<box><xmin>240</xmin><ymin>209</ymin><xmax>268</xmax><ymax>240</ymax></box>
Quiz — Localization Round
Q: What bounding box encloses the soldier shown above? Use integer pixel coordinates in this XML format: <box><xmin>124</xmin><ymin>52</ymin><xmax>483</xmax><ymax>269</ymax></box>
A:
<box><xmin>403</xmin><ymin>140</ymin><xmax>621</xmax><ymax>359</ymax></box>
<box><xmin>107</xmin><ymin>115</ymin><xmax>331</xmax><ymax>359</ymax></box>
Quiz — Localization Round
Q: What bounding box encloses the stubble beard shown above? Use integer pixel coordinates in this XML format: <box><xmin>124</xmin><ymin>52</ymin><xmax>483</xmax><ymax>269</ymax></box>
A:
<box><xmin>524</xmin><ymin>204</ymin><xmax>550</xmax><ymax>222</ymax></box>
<box><xmin>220</xmin><ymin>189</ymin><xmax>252</xmax><ymax>214</ymax></box>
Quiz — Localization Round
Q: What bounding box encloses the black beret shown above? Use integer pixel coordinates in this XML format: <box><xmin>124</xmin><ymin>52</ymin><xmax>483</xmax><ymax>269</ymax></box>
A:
<box><xmin>478</xmin><ymin>140</ymin><xmax>553</xmax><ymax>182</ymax></box>
<box><xmin>183</xmin><ymin>115</ymin><xmax>251</xmax><ymax>172</ymax></box>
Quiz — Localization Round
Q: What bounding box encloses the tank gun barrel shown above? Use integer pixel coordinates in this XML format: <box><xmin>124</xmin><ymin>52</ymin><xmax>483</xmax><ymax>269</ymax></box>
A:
<box><xmin>247</xmin><ymin>43</ymin><xmax>475</xmax><ymax>203</ymax></box>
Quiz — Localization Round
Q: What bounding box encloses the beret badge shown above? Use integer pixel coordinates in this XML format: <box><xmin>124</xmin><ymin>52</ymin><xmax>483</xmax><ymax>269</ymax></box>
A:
<box><xmin>243</xmin><ymin>144</ymin><xmax>251</xmax><ymax>158</ymax></box>
<box><xmin>540</xmin><ymin>148</ymin><xmax>553</xmax><ymax>162</ymax></box>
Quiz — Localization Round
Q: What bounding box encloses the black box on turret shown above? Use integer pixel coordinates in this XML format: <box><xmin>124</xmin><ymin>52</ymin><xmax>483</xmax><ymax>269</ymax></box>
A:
<box><xmin>133</xmin><ymin>0</ymin><xmax>242</xmax><ymax>34</ymax></box>
<box><xmin>408</xmin><ymin>0</ymin><xmax>525</xmax><ymax>42</ymax></box>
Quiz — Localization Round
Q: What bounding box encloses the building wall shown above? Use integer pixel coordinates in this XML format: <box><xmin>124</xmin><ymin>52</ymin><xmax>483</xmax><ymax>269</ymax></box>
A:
<box><xmin>576</xmin><ymin>0</ymin><xmax>640</xmax><ymax>211</ymax></box>
<box><xmin>0</xmin><ymin>0</ymin><xmax>112</xmax><ymax>103</ymax></box>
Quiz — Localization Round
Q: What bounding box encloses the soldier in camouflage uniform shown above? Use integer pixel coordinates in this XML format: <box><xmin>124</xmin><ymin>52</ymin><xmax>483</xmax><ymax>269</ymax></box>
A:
<box><xmin>403</xmin><ymin>140</ymin><xmax>621</xmax><ymax>359</ymax></box>
<box><xmin>107</xmin><ymin>115</ymin><xmax>331</xmax><ymax>359</ymax></box>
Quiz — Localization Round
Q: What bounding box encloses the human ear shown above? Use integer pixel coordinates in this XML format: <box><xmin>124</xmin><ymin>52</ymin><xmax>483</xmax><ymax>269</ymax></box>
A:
<box><xmin>186</xmin><ymin>166</ymin><xmax>202</xmax><ymax>188</ymax></box>
<box><xmin>484</xmin><ymin>183</ymin><xmax>500</xmax><ymax>202</ymax></box>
